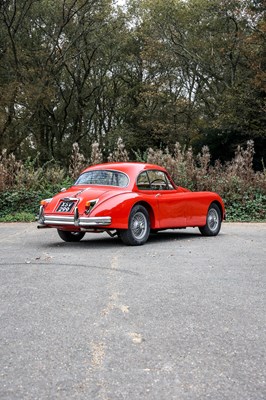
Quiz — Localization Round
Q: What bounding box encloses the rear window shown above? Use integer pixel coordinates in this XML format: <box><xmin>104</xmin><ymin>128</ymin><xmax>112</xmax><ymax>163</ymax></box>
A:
<box><xmin>75</xmin><ymin>170</ymin><xmax>129</xmax><ymax>187</ymax></box>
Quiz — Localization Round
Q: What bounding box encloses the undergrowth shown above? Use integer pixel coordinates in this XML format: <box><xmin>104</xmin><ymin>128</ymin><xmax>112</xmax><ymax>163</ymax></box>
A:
<box><xmin>0</xmin><ymin>140</ymin><xmax>265</xmax><ymax>222</ymax></box>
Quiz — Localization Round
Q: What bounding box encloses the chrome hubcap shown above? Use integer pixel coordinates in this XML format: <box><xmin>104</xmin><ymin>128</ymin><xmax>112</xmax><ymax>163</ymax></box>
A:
<box><xmin>131</xmin><ymin>212</ymin><xmax>147</xmax><ymax>239</ymax></box>
<box><xmin>207</xmin><ymin>208</ymin><xmax>219</xmax><ymax>231</ymax></box>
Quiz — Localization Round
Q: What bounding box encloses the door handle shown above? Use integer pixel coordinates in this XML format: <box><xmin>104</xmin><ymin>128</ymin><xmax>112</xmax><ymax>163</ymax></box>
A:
<box><xmin>155</xmin><ymin>193</ymin><xmax>161</xmax><ymax>198</ymax></box>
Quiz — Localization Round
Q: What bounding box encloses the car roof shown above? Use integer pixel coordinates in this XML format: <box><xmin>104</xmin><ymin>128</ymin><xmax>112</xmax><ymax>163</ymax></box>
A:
<box><xmin>82</xmin><ymin>162</ymin><xmax>167</xmax><ymax>175</ymax></box>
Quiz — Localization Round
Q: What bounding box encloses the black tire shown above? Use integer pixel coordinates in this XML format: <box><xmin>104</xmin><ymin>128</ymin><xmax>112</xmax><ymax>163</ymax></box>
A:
<box><xmin>119</xmin><ymin>205</ymin><xmax>150</xmax><ymax>246</ymax></box>
<box><xmin>199</xmin><ymin>203</ymin><xmax>222</xmax><ymax>236</ymax></box>
<box><xmin>57</xmin><ymin>230</ymin><xmax>85</xmax><ymax>242</ymax></box>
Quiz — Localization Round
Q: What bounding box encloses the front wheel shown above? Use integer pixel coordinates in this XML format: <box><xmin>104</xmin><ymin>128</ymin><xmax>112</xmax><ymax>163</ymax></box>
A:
<box><xmin>57</xmin><ymin>230</ymin><xmax>85</xmax><ymax>242</ymax></box>
<box><xmin>199</xmin><ymin>203</ymin><xmax>221</xmax><ymax>236</ymax></box>
<box><xmin>119</xmin><ymin>205</ymin><xmax>150</xmax><ymax>246</ymax></box>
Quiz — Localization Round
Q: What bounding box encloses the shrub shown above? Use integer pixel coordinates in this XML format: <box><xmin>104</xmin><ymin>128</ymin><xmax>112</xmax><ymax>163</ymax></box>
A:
<box><xmin>90</xmin><ymin>142</ymin><xmax>103</xmax><ymax>165</ymax></box>
<box><xmin>226</xmin><ymin>192</ymin><xmax>266</xmax><ymax>221</ymax></box>
<box><xmin>68</xmin><ymin>143</ymin><xmax>87</xmax><ymax>180</ymax></box>
<box><xmin>0</xmin><ymin>183</ymin><xmax>72</xmax><ymax>221</ymax></box>
<box><xmin>0</xmin><ymin>140</ymin><xmax>265</xmax><ymax>222</ymax></box>
<box><xmin>107</xmin><ymin>137</ymin><xmax>129</xmax><ymax>162</ymax></box>
<box><xmin>0</xmin><ymin>212</ymin><xmax>35</xmax><ymax>223</ymax></box>
<box><xmin>0</xmin><ymin>150</ymin><xmax>24</xmax><ymax>191</ymax></box>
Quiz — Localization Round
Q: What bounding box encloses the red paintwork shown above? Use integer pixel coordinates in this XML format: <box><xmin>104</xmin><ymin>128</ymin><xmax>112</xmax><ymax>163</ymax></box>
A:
<box><xmin>40</xmin><ymin>162</ymin><xmax>225</xmax><ymax>231</ymax></box>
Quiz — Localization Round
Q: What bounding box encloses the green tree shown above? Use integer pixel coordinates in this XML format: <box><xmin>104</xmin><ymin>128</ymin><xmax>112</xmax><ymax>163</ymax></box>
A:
<box><xmin>0</xmin><ymin>0</ymin><xmax>265</xmax><ymax>167</ymax></box>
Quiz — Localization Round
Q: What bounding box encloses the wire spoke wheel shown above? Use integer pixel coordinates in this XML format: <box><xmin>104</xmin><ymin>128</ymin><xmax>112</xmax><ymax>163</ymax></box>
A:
<box><xmin>119</xmin><ymin>205</ymin><xmax>150</xmax><ymax>245</ymax></box>
<box><xmin>199</xmin><ymin>203</ymin><xmax>222</xmax><ymax>237</ymax></box>
<box><xmin>207</xmin><ymin>208</ymin><xmax>219</xmax><ymax>232</ymax></box>
<box><xmin>131</xmin><ymin>212</ymin><xmax>148</xmax><ymax>240</ymax></box>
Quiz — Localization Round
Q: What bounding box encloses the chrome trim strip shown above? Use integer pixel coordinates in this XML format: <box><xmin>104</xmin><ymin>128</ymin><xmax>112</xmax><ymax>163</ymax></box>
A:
<box><xmin>61</xmin><ymin>197</ymin><xmax>78</xmax><ymax>201</ymax></box>
<box><xmin>79</xmin><ymin>217</ymin><xmax>111</xmax><ymax>226</ymax></box>
<box><xmin>45</xmin><ymin>216</ymin><xmax>74</xmax><ymax>223</ymax></box>
<box><xmin>42</xmin><ymin>215</ymin><xmax>111</xmax><ymax>226</ymax></box>
<box><xmin>46</xmin><ymin>220</ymin><xmax>74</xmax><ymax>225</ymax></box>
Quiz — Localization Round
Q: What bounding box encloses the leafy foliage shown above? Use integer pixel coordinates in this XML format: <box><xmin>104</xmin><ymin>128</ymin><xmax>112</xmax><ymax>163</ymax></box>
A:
<box><xmin>226</xmin><ymin>192</ymin><xmax>266</xmax><ymax>222</ymax></box>
<box><xmin>0</xmin><ymin>186</ymin><xmax>69</xmax><ymax>222</ymax></box>
<box><xmin>0</xmin><ymin>212</ymin><xmax>36</xmax><ymax>223</ymax></box>
<box><xmin>0</xmin><ymin>140</ymin><xmax>265</xmax><ymax>222</ymax></box>
<box><xmin>0</xmin><ymin>0</ymin><xmax>265</xmax><ymax>167</ymax></box>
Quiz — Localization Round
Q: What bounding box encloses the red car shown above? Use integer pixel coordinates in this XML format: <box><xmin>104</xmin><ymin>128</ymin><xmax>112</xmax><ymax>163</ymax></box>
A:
<box><xmin>38</xmin><ymin>162</ymin><xmax>225</xmax><ymax>245</ymax></box>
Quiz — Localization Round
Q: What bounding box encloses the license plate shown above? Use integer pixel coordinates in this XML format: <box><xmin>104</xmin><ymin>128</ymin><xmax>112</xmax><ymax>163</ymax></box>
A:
<box><xmin>57</xmin><ymin>201</ymin><xmax>74</xmax><ymax>212</ymax></box>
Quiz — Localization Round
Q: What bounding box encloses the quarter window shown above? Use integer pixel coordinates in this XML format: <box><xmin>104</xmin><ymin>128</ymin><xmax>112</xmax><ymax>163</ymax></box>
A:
<box><xmin>137</xmin><ymin>171</ymin><xmax>150</xmax><ymax>190</ymax></box>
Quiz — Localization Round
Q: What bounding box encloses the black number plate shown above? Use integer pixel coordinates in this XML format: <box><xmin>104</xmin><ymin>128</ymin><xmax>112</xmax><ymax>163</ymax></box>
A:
<box><xmin>57</xmin><ymin>201</ymin><xmax>74</xmax><ymax>212</ymax></box>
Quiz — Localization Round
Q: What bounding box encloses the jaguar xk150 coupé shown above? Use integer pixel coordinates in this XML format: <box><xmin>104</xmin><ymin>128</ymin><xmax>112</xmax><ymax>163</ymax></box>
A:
<box><xmin>38</xmin><ymin>162</ymin><xmax>225</xmax><ymax>245</ymax></box>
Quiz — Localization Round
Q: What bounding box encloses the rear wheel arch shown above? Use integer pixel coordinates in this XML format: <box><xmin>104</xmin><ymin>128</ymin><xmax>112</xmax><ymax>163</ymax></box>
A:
<box><xmin>131</xmin><ymin>201</ymin><xmax>156</xmax><ymax>229</ymax></box>
<box><xmin>119</xmin><ymin>204</ymin><xmax>150</xmax><ymax>245</ymax></box>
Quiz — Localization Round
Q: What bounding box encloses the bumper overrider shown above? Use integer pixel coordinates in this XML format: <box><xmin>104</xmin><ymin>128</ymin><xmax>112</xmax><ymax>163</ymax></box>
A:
<box><xmin>38</xmin><ymin>206</ymin><xmax>111</xmax><ymax>227</ymax></box>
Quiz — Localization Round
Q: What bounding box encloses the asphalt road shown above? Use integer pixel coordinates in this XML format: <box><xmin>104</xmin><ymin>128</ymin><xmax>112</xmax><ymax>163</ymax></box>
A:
<box><xmin>0</xmin><ymin>222</ymin><xmax>265</xmax><ymax>400</ymax></box>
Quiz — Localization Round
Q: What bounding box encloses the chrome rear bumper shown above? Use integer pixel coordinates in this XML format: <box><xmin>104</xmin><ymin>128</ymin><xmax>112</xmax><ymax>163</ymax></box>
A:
<box><xmin>38</xmin><ymin>206</ymin><xmax>111</xmax><ymax>227</ymax></box>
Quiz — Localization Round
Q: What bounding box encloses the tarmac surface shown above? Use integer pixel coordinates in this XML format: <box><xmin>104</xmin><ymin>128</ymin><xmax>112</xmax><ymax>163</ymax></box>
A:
<box><xmin>0</xmin><ymin>222</ymin><xmax>265</xmax><ymax>399</ymax></box>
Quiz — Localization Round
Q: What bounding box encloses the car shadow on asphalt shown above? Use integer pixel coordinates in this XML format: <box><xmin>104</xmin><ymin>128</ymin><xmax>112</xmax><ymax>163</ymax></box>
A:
<box><xmin>40</xmin><ymin>229</ymin><xmax>208</xmax><ymax>249</ymax></box>
<box><xmin>149</xmin><ymin>230</ymin><xmax>202</xmax><ymax>242</ymax></box>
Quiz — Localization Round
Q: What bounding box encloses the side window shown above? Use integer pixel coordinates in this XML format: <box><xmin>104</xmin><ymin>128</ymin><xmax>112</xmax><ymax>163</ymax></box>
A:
<box><xmin>147</xmin><ymin>170</ymin><xmax>168</xmax><ymax>190</ymax></box>
<box><xmin>137</xmin><ymin>170</ymin><xmax>175</xmax><ymax>190</ymax></box>
<box><xmin>137</xmin><ymin>171</ymin><xmax>150</xmax><ymax>190</ymax></box>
